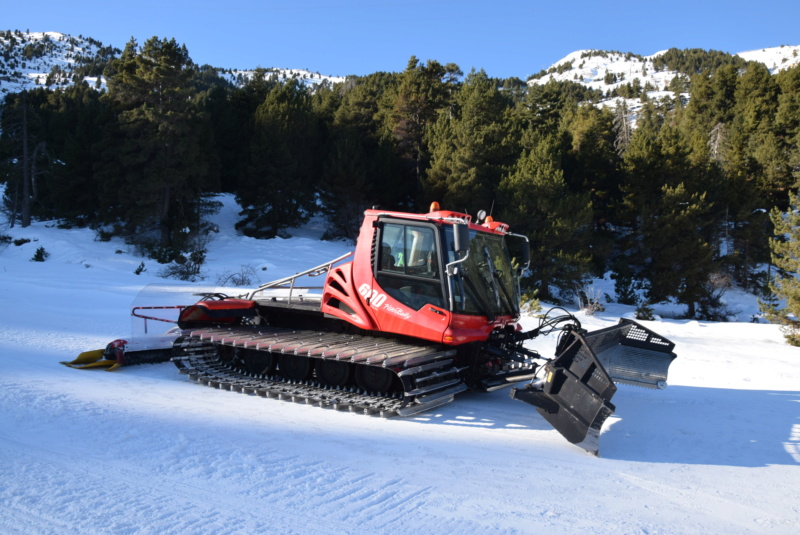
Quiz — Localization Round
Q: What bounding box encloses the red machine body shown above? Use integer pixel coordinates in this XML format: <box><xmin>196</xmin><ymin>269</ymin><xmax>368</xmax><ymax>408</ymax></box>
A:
<box><xmin>320</xmin><ymin>207</ymin><xmax>518</xmax><ymax>346</ymax></box>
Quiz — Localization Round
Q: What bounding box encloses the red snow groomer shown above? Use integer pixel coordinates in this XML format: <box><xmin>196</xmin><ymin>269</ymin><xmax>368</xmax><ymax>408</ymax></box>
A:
<box><xmin>69</xmin><ymin>204</ymin><xmax>676</xmax><ymax>454</ymax></box>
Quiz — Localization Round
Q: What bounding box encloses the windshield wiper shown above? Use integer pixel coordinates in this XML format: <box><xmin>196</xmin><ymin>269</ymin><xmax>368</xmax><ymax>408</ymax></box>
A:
<box><xmin>461</xmin><ymin>270</ymin><xmax>496</xmax><ymax>322</ymax></box>
<box><xmin>493</xmin><ymin>270</ymin><xmax>518</xmax><ymax>316</ymax></box>
<box><xmin>481</xmin><ymin>246</ymin><xmax>518</xmax><ymax>317</ymax></box>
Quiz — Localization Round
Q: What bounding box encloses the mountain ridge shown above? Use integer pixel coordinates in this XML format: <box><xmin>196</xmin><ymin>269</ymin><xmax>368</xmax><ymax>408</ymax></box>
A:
<box><xmin>1</xmin><ymin>30</ymin><xmax>798</xmax><ymax>99</ymax></box>
<box><xmin>0</xmin><ymin>30</ymin><xmax>345</xmax><ymax>96</ymax></box>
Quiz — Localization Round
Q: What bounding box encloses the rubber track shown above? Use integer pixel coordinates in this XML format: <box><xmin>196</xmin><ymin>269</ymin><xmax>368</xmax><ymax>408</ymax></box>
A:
<box><xmin>171</xmin><ymin>326</ymin><xmax>467</xmax><ymax>417</ymax></box>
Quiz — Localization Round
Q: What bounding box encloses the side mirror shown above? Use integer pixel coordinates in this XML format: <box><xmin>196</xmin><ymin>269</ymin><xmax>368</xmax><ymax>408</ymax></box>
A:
<box><xmin>453</xmin><ymin>223</ymin><xmax>470</xmax><ymax>253</ymax></box>
<box><xmin>507</xmin><ymin>233</ymin><xmax>530</xmax><ymax>272</ymax></box>
<box><xmin>520</xmin><ymin>241</ymin><xmax>530</xmax><ymax>271</ymax></box>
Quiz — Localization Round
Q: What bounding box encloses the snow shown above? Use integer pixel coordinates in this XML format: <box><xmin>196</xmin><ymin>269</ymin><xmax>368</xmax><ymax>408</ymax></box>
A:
<box><xmin>527</xmin><ymin>44</ymin><xmax>800</xmax><ymax>123</ymax></box>
<box><xmin>0</xmin><ymin>31</ymin><xmax>109</xmax><ymax>95</ymax></box>
<box><xmin>222</xmin><ymin>68</ymin><xmax>346</xmax><ymax>88</ymax></box>
<box><xmin>1</xmin><ymin>193</ymin><xmax>799</xmax><ymax>534</ymax></box>
<box><xmin>737</xmin><ymin>45</ymin><xmax>800</xmax><ymax>74</ymax></box>
<box><xmin>0</xmin><ymin>31</ymin><xmax>345</xmax><ymax>96</ymax></box>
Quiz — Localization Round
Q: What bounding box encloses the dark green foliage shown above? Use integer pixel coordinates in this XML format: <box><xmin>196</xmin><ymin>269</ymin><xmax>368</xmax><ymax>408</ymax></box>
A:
<box><xmin>97</xmin><ymin>37</ymin><xmax>217</xmax><ymax>248</ymax></box>
<box><xmin>762</xmin><ymin>189</ymin><xmax>800</xmax><ymax>344</ymax></box>
<box><xmin>424</xmin><ymin>69</ymin><xmax>514</xmax><ymax>214</ymax></box>
<box><xmin>501</xmin><ymin>77</ymin><xmax>526</xmax><ymax>90</ymax></box>
<box><xmin>30</xmin><ymin>246</ymin><xmax>48</xmax><ymax>261</ymax></box>
<box><xmin>235</xmin><ymin>80</ymin><xmax>320</xmax><ymax>238</ymax></box>
<box><xmin>613</xmin><ymin>78</ymin><xmax>644</xmax><ymax>99</ymax></box>
<box><xmin>386</xmin><ymin>57</ymin><xmax>454</xmax><ymax>196</ymax></box>
<box><xmin>651</xmin><ymin>48</ymin><xmax>751</xmax><ymax>75</ymax></box>
<box><xmin>317</xmin><ymin>127</ymin><xmax>375</xmax><ymax>242</ymax></box>
<box><xmin>635</xmin><ymin>301</ymin><xmax>655</xmax><ymax>321</ymax></box>
<box><xmin>641</xmin><ymin>183</ymin><xmax>716</xmax><ymax>317</ymax></box>
<box><xmin>562</xmin><ymin>104</ymin><xmax>620</xmax><ymax>233</ymax></box>
<box><xmin>320</xmin><ymin>71</ymin><xmax>409</xmax><ymax>237</ymax></box>
<box><xmin>498</xmin><ymin>131</ymin><xmax>593</xmax><ymax>301</ymax></box>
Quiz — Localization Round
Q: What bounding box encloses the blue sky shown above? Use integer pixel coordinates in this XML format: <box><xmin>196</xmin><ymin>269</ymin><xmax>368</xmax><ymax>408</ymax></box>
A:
<box><xmin>5</xmin><ymin>1</ymin><xmax>799</xmax><ymax>79</ymax></box>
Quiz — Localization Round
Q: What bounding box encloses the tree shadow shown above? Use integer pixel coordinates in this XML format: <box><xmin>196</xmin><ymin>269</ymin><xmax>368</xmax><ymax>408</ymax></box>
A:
<box><xmin>412</xmin><ymin>386</ymin><xmax>800</xmax><ymax>467</ymax></box>
<box><xmin>599</xmin><ymin>385</ymin><xmax>800</xmax><ymax>466</ymax></box>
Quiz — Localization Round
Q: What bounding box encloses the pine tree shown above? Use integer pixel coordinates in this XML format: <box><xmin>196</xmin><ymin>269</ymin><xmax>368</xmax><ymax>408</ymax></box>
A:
<box><xmin>424</xmin><ymin>69</ymin><xmax>513</xmax><ymax>214</ymax></box>
<box><xmin>330</xmin><ymin>72</ymin><xmax>409</xmax><ymax>209</ymax></box>
<box><xmin>498</xmin><ymin>131</ymin><xmax>593</xmax><ymax>301</ymax></box>
<box><xmin>236</xmin><ymin>79</ymin><xmax>320</xmax><ymax>238</ymax></box>
<box><xmin>733</xmin><ymin>63</ymin><xmax>779</xmax><ymax>136</ymax></box>
<box><xmin>619</xmin><ymin>102</ymin><xmax>665</xmax><ymax>228</ymax></box>
<box><xmin>39</xmin><ymin>83</ymin><xmax>111</xmax><ymax>223</ymax></box>
<box><xmin>317</xmin><ymin>127</ymin><xmax>372</xmax><ymax>242</ymax></box>
<box><xmin>642</xmin><ymin>183</ymin><xmax>715</xmax><ymax>317</ymax></box>
<box><xmin>563</xmin><ymin>104</ymin><xmax>621</xmax><ymax>269</ymax></box>
<box><xmin>387</xmin><ymin>57</ymin><xmax>451</xmax><ymax>193</ymax></box>
<box><xmin>762</xmin><ymin>189</ymin><xmax>800</xmax><ymax>344</ymax></box>
<box><xmin>710</xmin><ymin>64</ymin><xmax>738</xmax><ymax>125</ymax></box>
<box><xmin>775</xmin><ymin>65</ymin><xmax>800</xmax><ymax>139</ymax></box>
<box><xmin>99</xmin><ymin>37</ymin><xmax>212</xmax><ymax>248</ymax></box>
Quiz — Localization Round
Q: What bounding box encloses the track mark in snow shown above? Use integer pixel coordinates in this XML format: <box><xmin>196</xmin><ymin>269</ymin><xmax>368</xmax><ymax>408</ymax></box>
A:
<box><xmin>619</xmin><ymin>472</ymin><xmax>796</xmax><ymax>532</ymax></box>
<box><xmin>219</xmin><ymin>453</ymin><xmax>440</xmax><ymax>531</ymax></box>
<box><xmin>0</xmin><ymin>428</ymin><xmax>463</xmax><ymax>534</ymax></box>
<box><xmin>0</xmin><ymin>435</ymin><xmax>346</xmax><ymax>535</ymax></box>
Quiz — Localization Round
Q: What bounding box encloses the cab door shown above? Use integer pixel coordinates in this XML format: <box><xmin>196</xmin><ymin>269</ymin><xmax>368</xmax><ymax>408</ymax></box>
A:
<box><xmin>368</xmin><ymin>220</ymin><xmax>450</xmax><ymax>342</ymax></box>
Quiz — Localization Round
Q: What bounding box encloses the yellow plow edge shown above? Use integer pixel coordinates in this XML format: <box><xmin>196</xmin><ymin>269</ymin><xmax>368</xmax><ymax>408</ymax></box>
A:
<box><xmin>60</xmin><ymin>349</ymin><xmax>122</xmax><ymax>371</ymax></box>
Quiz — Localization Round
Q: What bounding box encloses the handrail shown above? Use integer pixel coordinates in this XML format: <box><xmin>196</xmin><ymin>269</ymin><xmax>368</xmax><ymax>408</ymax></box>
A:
<box><xmin>131</xmin><ymin>305</ymin><xmax>187</xmax><ymax>333</ymax></box>
<box><xmin>246</xmin><ymin>252</ymin><xmax>353</xmax><ymax>302</ymax></box>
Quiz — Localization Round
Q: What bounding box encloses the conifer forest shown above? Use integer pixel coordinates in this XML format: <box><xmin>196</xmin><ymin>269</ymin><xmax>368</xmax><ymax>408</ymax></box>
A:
<box><xmin>2</xmin><ymin>35</ymin><xmax>800</xmax><ymax>327</ymax></box>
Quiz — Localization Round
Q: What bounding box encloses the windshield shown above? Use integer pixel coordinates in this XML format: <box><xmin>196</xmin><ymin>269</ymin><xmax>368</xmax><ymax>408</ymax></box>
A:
<box><xmin>445</xmin><ymin>227</ymin><xmax>520</xmax><ymax>318</ymax></box>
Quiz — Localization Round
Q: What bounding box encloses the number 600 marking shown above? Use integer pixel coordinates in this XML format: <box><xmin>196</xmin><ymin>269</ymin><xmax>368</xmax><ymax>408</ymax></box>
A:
<box><xmin>358</xmin><ymin>283</ymin><xmax>387</xmax><ymax>307</ymax></box>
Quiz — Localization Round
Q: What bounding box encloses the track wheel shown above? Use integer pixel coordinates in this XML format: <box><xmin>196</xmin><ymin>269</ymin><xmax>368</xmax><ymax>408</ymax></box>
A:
<box><xmin>316</xmin><ymin>359</ymin><xmax>352</xmax><ymax>388</ymax></box>
<box><xmin>355</xmin><ymin>365</ymin><xmax>394</xmax><ymax>394</ymax></box>
<box><xmin>279</xmin><ymin>354</ymin><xmax>313</xmax><ymax>381</ymax></box>
<box><xmin>241</xmin><ymin>348</ymin><xmax>275</xmax><ymax>376</ymax></box>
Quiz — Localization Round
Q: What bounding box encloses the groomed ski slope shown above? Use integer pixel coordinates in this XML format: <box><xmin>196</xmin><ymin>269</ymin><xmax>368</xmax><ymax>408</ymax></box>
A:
<box><xmin>1</xmin><ymin>194</ymin><xmax>799</xmax><ymax>535</ymax></box>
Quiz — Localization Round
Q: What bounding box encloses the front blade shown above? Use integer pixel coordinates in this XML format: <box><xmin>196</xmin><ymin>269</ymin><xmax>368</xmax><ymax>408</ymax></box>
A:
<box><xmin>511</xmin><ymin>330</ymin><xmax>616</xmax><ymax>455</ymax></box>
<box><xmin>583</xmin><ymin>319</ymin><xmax>677</xmax><ymax>389</ymax></box>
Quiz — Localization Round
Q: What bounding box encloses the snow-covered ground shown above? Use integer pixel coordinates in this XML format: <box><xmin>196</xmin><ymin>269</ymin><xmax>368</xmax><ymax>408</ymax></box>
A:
<box><xmin>1</xmin><ymin>194</ymin><xmax>799</xmax><ymax>534</ymax></box>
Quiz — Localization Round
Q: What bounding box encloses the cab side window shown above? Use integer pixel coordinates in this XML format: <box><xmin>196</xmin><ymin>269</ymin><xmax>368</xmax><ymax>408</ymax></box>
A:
<box><xmin>377</xmin><ymin>223</ymin><xmax>444</xmax><ymax>310</ymax></box>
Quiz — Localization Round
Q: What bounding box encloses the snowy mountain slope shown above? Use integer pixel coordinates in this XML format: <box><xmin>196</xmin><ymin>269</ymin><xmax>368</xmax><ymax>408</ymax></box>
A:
<box><xmin>0</xmin><ymin>31</ymin><xmax>344</xmax><ymax>95</ymax></box>
<box><xmin>0</xmin><ymin>31</ymin><xmax>110</xmax><ymax>95</ymax></box>
<box><xmin>222</xmin><ymin>67</ymin><xmax>346</xmax><ymax>88</ymax></box>
<box><xmin>738</xmin><ymin>45</ymin><xmax>800</xmax><ymax>73</ymax></box>
<box><xmin>529</xmin><ymin>44</ymin><xmax>800</xmax><ymax>90</ymax></box>
<box><xmin>527</xmin><ymin>44</ymin><xmax>800</xmax><ymax>118</ymax></box>
<box><xmin>529</xmin><ymin>49</ymin><xmax>669</xmax><ymax>90</ymax></box>
<box><xmin>1</xmin><ymin>193</ymin><xmax>799</xmax><ymax>534</ymax></box>
<box><xmin>2</xmin><ymin>30</ymin><xmax>797</xmax><ymax>98</ymax></box>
